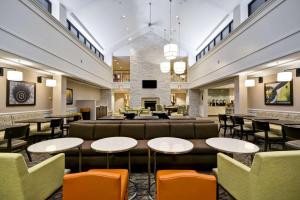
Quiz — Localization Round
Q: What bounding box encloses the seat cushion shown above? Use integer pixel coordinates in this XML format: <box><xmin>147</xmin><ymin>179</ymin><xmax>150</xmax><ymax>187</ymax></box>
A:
<box><xmin>120</xmin><ymin>124</ymin><xmax>145</xmax><ymax>140</ymax></box>
<box><xmin>194</xmin><ymin>124</ymin><xmax>218</xmax><ymax>139</ymax></box>
<box><xmin>145</xmin><ymin>123</ymin><xmax>170</xmax><ymax>139</ymax></box>
<box><xmin>285</xmin><ymin>140</ymin><xmax>300</xmax><ymax>150</ymax></box>
<box><xmin>0</xmin><ymin>139</ymin><xmax>27</xmax><ymax>149</ymax></box>
<box><xmin>233</xmin><ymin>126</ymin><xmax>253</xmax><ymax>132</ymax></box>
<box><xmin>170</xmin><ymin>123</ymin><xmax>194</xmax><ymax>139</ymax></box>
<box><xmin>254</xmin><ymin>131</ymin><xmax>283</xmax><ymax>139</ymax></box>
<box><xmin>69</xmin><ymin>124</ymin><xmax>94</xmax><ymax>140</ymax></box>
<box><xmin>94</xmin><ymin>124</ymin><xmax>120</xmax><ymax>139</ymax></box>
<box><xmin>130</xmin><ymin>140</ymin><xmax>148</xmax><ymax>155</ymax></box>
<box><xmin>157</xmin><ymin>170</ymin><xmax>197</xmax><ymax>177</ymax></box>
<box><xmin>189</xmin><ymin>139</ymin><xmax>218</xmax><ymax>154</ymax></box>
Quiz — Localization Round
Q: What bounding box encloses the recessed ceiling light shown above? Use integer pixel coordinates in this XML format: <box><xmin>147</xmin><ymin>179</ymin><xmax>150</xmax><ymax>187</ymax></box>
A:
<box><xmin>128</xmin><ymin>37</ymin><xmax>132</xmax><ymax>41</ymax></box>
<box><xmin>121</xmin><ymin>15</ymin><xmax>126</xmax><ymax>19</ymax></box>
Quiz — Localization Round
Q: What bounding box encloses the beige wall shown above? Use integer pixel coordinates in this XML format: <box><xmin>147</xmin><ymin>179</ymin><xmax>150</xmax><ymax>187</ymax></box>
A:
<box><xmin>175</xmin><ymin>93</ymin><xmax>187</xmax><ymax>105</ymax></box>
<box><xmin>114</xmin><ymin>93</ymin><xmax>125</xmax><ymax>113</ymax></box>
<box><xmin>248</xmin><ymin>70</ymin><xmax>300</xmax><ymax>112</ymax></box>
<box><xmin>0</xmin><ymin>65</ymin><xmax>52</xmax><ymax>113</ymax></box>
<box><xmin>66</xmin><ymin>79</ymin><xmax>101</xmax><ymax>109</ymax></box>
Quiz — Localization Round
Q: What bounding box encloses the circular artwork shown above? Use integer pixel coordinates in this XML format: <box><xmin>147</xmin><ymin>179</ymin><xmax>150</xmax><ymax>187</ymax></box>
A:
<box><xmin>8</xmin><ymin>81</ymin><xmax>35</xmax><ymax>106</ymax></box>
<box><xmin>12</xmin><ymin>84</ymin><xmax>30</xmax><ymax>103</ymax></box>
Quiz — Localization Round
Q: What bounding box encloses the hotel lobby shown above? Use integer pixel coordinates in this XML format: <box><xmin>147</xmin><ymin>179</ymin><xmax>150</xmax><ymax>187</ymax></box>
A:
<box><xmin>0</xmin><ymin>0</ymin><xmax>300</xmax><ymax>199</ymax></box>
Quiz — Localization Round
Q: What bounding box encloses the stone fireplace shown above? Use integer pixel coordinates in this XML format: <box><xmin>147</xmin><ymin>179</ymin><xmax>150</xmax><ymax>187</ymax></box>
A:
<box><xmin>142</xmin><ymin>97</ymin><xmax>160</xmax><ymax>111</ymax></box>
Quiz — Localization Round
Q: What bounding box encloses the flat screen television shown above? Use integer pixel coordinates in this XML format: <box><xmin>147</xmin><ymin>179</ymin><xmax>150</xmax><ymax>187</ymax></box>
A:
<box><xmin>142</xmin><ymin>80</ymin><xmax>157</xmax><ymax>89</ymax></box>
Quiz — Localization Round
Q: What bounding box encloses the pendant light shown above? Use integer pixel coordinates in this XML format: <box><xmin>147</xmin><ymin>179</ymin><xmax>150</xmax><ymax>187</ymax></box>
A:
<box><xmin>160</xmin><ymin>62</ymin><xmax>170</xmax><ymax>73</ymax></box>
<box><xmin>160</xmin><ymin>30</ymin><xmax>170</xmax><ymax>73</ymax></box>
<box><xmin>174</xmin><ymin>22</ymin><xmax>186</xmax><ymax>74</ymax></box>
<box><xmin>45</xmin><ymin>79</ymin><xmax>57</xmax><ymax>87</ymax></box>
<box><xmin>164</xmin><ymin>0</ymin><xmax>178</xmax><ymax>60</ymax></box>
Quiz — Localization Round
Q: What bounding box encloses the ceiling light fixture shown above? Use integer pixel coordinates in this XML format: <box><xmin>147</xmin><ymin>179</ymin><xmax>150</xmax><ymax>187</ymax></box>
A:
<box><xmin>164</xmin><ymin>0</ymin><xmax>178</xmax><ymax>60</ymax></box>
<box><xmin>277</xmin><ymin>71</ymin><xmax>293</xmax><ymax>82</ymax></box>
<box><xmin>245</xmin><ymin>79</ymin><xmax>255</xmax><ymax>87</ymax></box>
<box><xmin>160</xmin><ymin>29</ymin><xmax>170</xmax><ymax>73</ymax></box>
<box><xmin>174</xmin><ymin>22</ymin><xmax>186</xmax><ymax>74</ymax></box>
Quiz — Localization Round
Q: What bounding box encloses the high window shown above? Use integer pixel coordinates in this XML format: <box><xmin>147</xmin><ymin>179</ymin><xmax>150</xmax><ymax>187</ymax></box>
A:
<box><xmin>248</xmin><ymin>0</ymin><xmax>268</xmax><ymax>16</ymax></box>
<box><xmin>67</xmin><ymin>20</ymin><xmax>104</xmax><ymax>61</ymax></box>
<box><xmin>196</xmin><ymin>21</ymin><xmax>233</xmax><ymax>62</ymax></box>
<box><xmin>36</xmin><ymin>0</ymin><xmax>51</xmax><ymax>13</ymax></box>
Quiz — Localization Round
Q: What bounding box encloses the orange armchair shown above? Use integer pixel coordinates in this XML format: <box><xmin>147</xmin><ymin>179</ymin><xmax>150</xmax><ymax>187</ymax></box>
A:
<box><xmin>63</xmin><ymin>169</ymin><xmax>128</xmax><ymax>200</ymax></box>
<box><xmin>156</xmin><ymin>170</ymin><xmax>216</xmax><ymax>200</ymax></box>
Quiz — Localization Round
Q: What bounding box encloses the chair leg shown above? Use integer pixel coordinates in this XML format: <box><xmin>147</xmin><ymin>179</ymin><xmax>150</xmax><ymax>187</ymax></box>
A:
<box><xmin>224</xmin><ymin>127</ymin><xmax>227</xmax><ymax>137</ymax></box>
<box><xmin>229</xmin><ymin>127</ymin><xmax>232</xmax><ymax>136</ymax></box>
<box><xmin>25</xmin><ymin>148</ymin><xmax>32</xmax><ymax>162</ymax></box>
<box><xmin>264</xmin><ymin>140</ymin><xmax>268</xmax><ymax>152</ymax></box>
<box><xmin>246</xmin><ymin>133</ymin><xmax>248</xmax><ymax>141</ymax></box>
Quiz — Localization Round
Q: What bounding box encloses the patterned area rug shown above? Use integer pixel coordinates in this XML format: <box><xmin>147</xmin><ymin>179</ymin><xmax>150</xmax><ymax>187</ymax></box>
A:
<box><xmin>21</xmin><ymin>130</ymin><xmax>283</xmax><ymax>200</ymax></box>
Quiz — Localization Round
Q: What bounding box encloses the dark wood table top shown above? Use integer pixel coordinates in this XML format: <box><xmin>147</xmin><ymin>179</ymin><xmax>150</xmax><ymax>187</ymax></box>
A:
<box><xmin>15</xmin><ymin>118</ymin><xmax>59</xmax><ymax>123</ymax></box>
<box><xmin>134</xmin><ymin>116</ymin><xmax>159</xmax><ymax>120</ymax></box>
<box><xmin>284</xmin><ymin>124</ymin><xmax>300</xmax><ymax>128</ymax></box>
<box><xmin>98</xmin><ymin>116</ymin><xmax>126</xmax><ymax>120</ymax></box>
<box><xmin>46</xmin><ymin>114</ymin><xmax>73</xmax><ymax>118</ymax></box>
<box><xmin>168</xmin><ymin>116</ymin><xmax>196</xmax><ymax>120</ymax></box>
<box><xmin>0</xmin><ymin>124</ymin><xmax>29</xmax><ymax>131</ymax></box>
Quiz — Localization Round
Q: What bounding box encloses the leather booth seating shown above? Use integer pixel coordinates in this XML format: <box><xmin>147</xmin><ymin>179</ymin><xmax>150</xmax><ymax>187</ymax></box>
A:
<box><xmin>65</xmin><ymin>120</ymin><xmax>219</xmax><ymax>171</ymax></box>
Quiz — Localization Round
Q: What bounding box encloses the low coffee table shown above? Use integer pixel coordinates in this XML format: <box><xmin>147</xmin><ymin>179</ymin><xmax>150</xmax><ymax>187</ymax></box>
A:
<box><xmin>91</xmin><ymin>137</ymin><xmax>138</xmax><ymax>200</ymax></box>
<box><xmin>28</xmin><ymin>137</ymin><xmax>83</xmax><ymax>172</ymax></box>
<box><xmin>206</xmin><ymin>137</ymin><xmax>259</xmax><ymax>154</ymax></box>
<box><xmin>147</xmin><ymin>137</ymin><xmax>194</xmax><ymax>198</ymax></box>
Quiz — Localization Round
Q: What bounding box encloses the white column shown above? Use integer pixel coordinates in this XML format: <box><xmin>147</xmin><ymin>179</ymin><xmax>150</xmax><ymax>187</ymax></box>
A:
<box><xmin>199</xmin><ymin>89</ymin><xmax>208</xmax><ymax>117</ymax></box>
<box><xmin>100</xmin><ymin>89</ymin><xmax>112</xmax><ymax>113</ymax></box>
<box><xmin>234</xmin><ymin>75</ymin><xmax>248</xmax><ymax>114</ymax></box>
<box><xmin>233</xmin><ymin>5</ymin><xmax>242</xmax><ymax>29</ymax></box>
<box><xmin>51</xmin><ymin>1</ymin><xmax>67</xmax><ymax>27</ymax></box>
<box><xmin>52</xmin><ymin>75</ymin><xmax>67</xmax><ymax>115</ymax></box>
<box><xmin>188</xmin><ymin>89</ymin><xmax>200</xmax><ymax>117</ymax></box>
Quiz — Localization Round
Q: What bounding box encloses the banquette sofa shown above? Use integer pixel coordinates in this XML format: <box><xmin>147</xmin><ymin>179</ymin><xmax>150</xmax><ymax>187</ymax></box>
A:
<box><xmin>65</xmin><ymin>120</ymin><xmax>219</xmax><ymax>171</ymax></box>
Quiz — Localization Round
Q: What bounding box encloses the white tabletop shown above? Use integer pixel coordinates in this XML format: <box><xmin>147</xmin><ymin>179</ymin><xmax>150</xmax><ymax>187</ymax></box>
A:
<box><xmin>91</xmin><ymin>137</ymin><xmax>138</xmax><ymax>153</ymax></box>
<box><xmin>28</xmin><ymin>137</ymin><xmax>84</xmax><ymax>154</ymax></box>
<box><xmin>147</xmin><ymin>137</ymin><xmax>194</xmax><ymax>154</ymax></box>
<box><xmin>206</xmin><ymin>137</ymin><xmax>259</xmax><ymax>154</ymax></box>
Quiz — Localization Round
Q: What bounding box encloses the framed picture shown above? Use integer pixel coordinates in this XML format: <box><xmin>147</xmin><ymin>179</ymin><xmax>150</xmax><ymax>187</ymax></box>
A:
<box><xmin>264</xmin><ymin>81</ymin><xmax>293</xmax><ymax>105</ymax></box>
<box><xmin>66</xmin><ymin>88</ymin><xmax>73</xmax><ymax>105</ymax></box>
<box><xmin>6</xmin><ymin>80</ymin><xmax>36</xmax><ymax>106</ymax></box>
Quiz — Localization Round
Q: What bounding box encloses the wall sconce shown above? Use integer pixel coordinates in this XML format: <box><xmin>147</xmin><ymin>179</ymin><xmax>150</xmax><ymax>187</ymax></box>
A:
<box><xmin>277</xmin><ymin>71</ymin><xmax>293</xmax><ymax>82</ymax></box>
<box><xmin>0</xmin><ymin>67</ymin><xmax>23</xmax><ymax>81</ymax></box>
<box><xmin>37</xmin><ymin>76</ymin><xmax>56</xmax><ymax>87</ymax></box>
<box><xmin>245</xmin><ymin>79</ymin><xmax>255</xmax><ymax>87</ymax></box>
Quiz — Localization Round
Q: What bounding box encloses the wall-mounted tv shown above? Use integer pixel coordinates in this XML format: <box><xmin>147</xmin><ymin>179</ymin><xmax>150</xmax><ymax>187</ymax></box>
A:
<box><xmin>142</xmin><ymin>80</ymin><xmax>157</xmax><ymax>89</ymax></box>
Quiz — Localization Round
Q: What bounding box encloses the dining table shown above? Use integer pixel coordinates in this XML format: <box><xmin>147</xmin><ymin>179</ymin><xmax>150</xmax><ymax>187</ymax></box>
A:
<box><xmin>15</xmin><ymin>118</ymin><xmax>59</xmax><ymax>131</ymax></box>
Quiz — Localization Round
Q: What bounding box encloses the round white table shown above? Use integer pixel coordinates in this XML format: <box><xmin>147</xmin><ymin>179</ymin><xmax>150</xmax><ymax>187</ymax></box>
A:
<box><xmin>28</xmin><ymin>137</ymin><xmax>84</xmax><ymax>171</ymax></box>
<box><xmin>205</xmin><ymin>137</ymin><xmax>259</xmax><ymax>154</ymax></box>
<box><xmin>147</xmin><ymin>137</ymin><xmax>194</xmax><ymax>198</ymax></box>
<box><xmin>91</xmin><ymin>137</ymin><xmax>138</xmax><ymax>200</ymax></box>
<box><xmin>91</xmin><ymin>137</ymin><xmax>138</xmax><ymax>169</ymax></box>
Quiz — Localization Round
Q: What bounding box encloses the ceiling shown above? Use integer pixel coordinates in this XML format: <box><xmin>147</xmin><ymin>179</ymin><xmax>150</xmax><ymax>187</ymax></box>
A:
<box><xmin>60</xmin><ymin>0</ymin><xmax>242</xmax><ymax>55</ymax></box>
<box><xmin>113</xmin><ymin>56</ymin><xmax>130</xmax><ymax>71</ymax></box>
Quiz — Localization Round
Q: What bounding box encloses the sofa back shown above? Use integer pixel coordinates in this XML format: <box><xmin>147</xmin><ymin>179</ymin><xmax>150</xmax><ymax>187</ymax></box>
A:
<box><xmin>69</xmin><ymin>121</ymin><xmax>218</xmax><ymax>140</ymax></box>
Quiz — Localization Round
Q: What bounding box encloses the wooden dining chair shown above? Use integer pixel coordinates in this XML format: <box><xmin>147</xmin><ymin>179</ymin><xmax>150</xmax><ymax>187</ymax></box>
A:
<box><xmin>218</xmin><ymin>114</ymin><xmax>234</xmax><ymax>137</ymax></box>
<box><xmin>253</xmin><ymin>120</ymin><xmax>286</xmax><ymax>151</ymax></box>
<box><xmin>232</xmin><ymin>116</ymin><xmax>254</xmax><ymax>140</ymax></box>
<box><xmin>0</xmin><ymin>124</ymin><xmax>32</xmax><ymax>161</ymax></box>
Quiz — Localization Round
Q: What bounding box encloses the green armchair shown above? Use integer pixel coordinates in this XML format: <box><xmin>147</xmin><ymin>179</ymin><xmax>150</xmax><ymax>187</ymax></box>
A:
<box><xmin>215</xmin><ymin>151</ymin><xmax>300</xmax><ymax>200</ymax></box>
<box><xmin>0</xmin><ymin>153</ymin><xmax>65</xmax><ymax>200</ymax></box>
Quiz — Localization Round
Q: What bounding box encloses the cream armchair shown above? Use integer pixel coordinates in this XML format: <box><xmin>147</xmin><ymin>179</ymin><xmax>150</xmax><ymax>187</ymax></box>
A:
<box><xmin>0</xmin><ymin>153</ymin><xmax>65</xmax><ymax>200</ymax></box>
<box><xmin>215</xmin><ymin>151</ymin><xmax>300</xmax><ymax>200</ymax></box>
